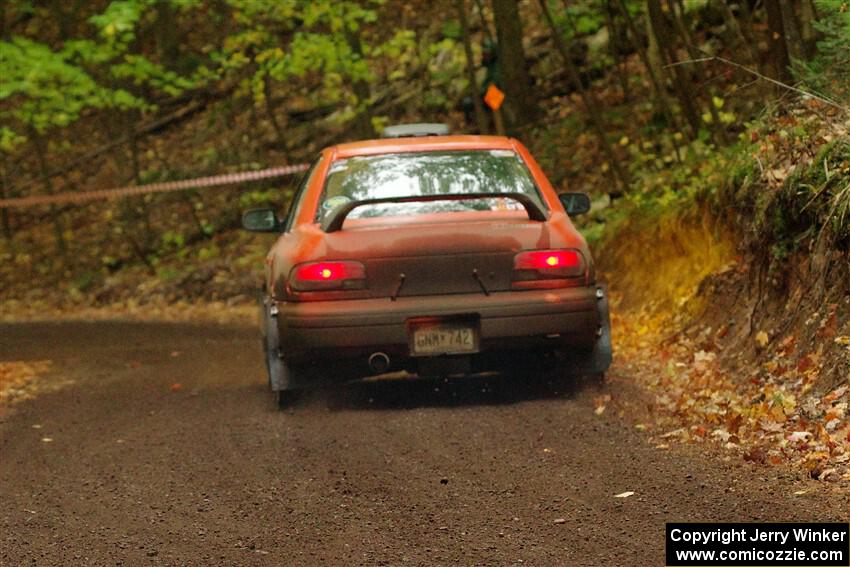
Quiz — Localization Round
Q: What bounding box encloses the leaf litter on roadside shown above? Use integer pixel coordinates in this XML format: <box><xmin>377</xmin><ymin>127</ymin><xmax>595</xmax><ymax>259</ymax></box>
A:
<box><xmin>615</xmin><ymin>304</ymin><xmax>850</xmax><ymax>485</ymax></box>
<box><xmin>0</xmin><ymin>360</ymin><xmax>59</xmax><ymax>405</ymax></box>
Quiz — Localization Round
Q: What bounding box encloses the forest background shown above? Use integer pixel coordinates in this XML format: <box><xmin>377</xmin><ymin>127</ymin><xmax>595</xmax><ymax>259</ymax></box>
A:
<box><xmin>1</xmin><ymin>0</ymin><xmax>849</xmax><ymax>481</ymax></box>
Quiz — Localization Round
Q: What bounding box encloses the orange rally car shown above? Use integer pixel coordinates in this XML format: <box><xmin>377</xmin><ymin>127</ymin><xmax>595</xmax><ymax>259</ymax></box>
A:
<box><xmin>242</xmin><ymin>125</ymin><xmax>611</xmax><ymax>406</ymax></box>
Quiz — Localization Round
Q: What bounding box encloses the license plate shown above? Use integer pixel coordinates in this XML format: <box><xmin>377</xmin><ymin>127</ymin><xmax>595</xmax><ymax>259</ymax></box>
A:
<box><xmin>410</xmin><ymin>321</ymin><xmax>478</xmax><ymax>356</ymax></box>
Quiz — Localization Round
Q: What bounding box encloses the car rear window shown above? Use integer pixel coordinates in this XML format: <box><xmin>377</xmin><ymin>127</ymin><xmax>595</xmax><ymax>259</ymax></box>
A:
<box><xmin>316</xmin><ymin>150</ymin><xmax>545</xmax><ymax>222</ymax></box>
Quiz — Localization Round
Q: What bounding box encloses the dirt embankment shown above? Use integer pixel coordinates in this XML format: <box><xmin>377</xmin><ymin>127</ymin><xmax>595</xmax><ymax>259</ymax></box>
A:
<box><xmin>601</xmin><ymin>208</ymin><xmax>850</xmax><ymax>484</ymax></box>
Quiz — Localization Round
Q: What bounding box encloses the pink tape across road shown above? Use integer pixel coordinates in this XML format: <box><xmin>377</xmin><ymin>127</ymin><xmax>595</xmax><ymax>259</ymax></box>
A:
<box><xmin>0</xmin><ymin>163</ymin><xmax>310</xmax><ymax>209</ymax></box>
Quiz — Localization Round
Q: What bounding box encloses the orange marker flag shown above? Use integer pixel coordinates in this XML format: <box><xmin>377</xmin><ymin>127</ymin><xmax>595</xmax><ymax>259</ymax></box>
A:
<box><xmin>483</xmin><ymin>84</ymin><xmax>505</xmax><ymax>111</ymax></box>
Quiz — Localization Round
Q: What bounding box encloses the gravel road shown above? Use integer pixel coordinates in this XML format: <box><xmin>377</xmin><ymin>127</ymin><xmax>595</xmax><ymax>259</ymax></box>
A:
<box><xmin>1</xmin><ymin>321</ymin><xmax>846</xmax><ymax>566</ymax></box>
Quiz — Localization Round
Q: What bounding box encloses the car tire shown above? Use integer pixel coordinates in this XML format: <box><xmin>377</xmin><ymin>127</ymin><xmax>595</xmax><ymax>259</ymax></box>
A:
<box><xmin>275</xmin><ymin>388</ymin><xmax>301</xmax><ymax>409</ymax></box>
<box><xmin>587</xmin><ymin>372</ymin><xmax>606</xmax><ymax>387</ymax></box>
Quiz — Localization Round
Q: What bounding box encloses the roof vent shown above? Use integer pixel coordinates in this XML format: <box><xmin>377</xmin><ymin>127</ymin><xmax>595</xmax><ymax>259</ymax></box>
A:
<box><xmin>381</xmin><ymin>123</ymin><xmax>451</xmax><ymax>139</ymax></box>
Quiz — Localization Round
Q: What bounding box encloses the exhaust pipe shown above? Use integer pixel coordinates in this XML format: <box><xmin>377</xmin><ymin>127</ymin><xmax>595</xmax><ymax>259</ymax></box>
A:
<box><xmin>368</xmin><ymin>352</ymin><xmax>391</xmax><ymax>374</ymax></box>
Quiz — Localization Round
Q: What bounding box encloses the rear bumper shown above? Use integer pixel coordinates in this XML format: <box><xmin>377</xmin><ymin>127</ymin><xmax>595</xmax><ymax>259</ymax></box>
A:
<box><xmin>274</xmin><ymin>286</ymin><xmax>601</xmax><ymax>362</ymax></box>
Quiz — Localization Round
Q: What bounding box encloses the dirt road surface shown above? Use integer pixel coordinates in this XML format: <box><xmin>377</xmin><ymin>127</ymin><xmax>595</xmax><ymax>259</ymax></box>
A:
<box><xmin>1</xmin><ymin>321</ymin><xmax>847</xmax><ymax>566</ymax></box>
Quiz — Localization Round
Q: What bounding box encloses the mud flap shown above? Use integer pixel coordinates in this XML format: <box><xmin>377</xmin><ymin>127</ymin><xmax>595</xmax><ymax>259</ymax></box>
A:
<box><xmin>563</xmin><ymin>284</ymin><xmax>613</xmax><ymax>376</ymax></box>
<box><xmin>588</xmin><ymin>284</ymin><xmax>613</xmax><ymax>374</ymax></box>
<box><xmin>261</xmin><ymin>296</ymin><xmax>293</xmax><ymax>392</ymax></box>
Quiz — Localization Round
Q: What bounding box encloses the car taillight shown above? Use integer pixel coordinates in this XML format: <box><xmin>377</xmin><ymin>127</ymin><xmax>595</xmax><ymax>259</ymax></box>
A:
<box><xmin>290</xmin><ymin>261</ymin><xmax>366</xmax><ymax>291</ymax></box>
<box><xmin>512</xmin><ymin>249</ymin><xmax>585</xmax><ymax>288</ymax></box>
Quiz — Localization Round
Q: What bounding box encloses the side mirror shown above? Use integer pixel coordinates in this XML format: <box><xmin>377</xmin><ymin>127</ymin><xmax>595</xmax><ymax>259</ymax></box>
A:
<box><xmin>242</xmin><ymin>208</ymin><xmax>283</xmax><ymax>232</ymax></box>
<box><xmin>558</xmin><ymin>192</ymin><xmax>591</xmax><ymax>216</ymax></box>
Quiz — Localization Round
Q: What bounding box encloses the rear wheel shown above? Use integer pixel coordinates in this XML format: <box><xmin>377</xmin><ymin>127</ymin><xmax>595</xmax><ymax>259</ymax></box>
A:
<box><xmin>585</xmin><ymin>371</ymin><xmax>606</xmax><ymax>388</ymax></box>
<box><xmin>275</xmin><ymin>388</ymin><xmax>301</xmax><ymax>409</ymax></box>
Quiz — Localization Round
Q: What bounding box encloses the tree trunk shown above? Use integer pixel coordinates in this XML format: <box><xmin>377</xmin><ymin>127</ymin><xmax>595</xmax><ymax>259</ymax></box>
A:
<box><xmin>646</xmin><ymin>0</ymin><xmax>702</xmax><ymax>138</ymax></box>
<box><xmin>715</xmin><ymin>0</ymin><xmax>760</xmax><ymax>69</ymax></box>
<box><xmin>602</xmin><ymin>0</ymin><xmax>631</xmax><ymax>102</ymax></box>
<box><xmin>613</xmin><ymin>0</ymin><xmax>684</xmax><ymax>145</ymax></box>
<box><xmin>0</xmin><ymin>159</ymin><xmax>13</xmax><ymax>242</ymax></box>
<box><xmin>798</xmin><ymin>0</ymin><xmax>818</xmax><ymax>59</ymax></box>
<box><xmin>667</xmin><ymin>0</ymin><xmax>724</xmax><ymax>142</ymax></box>
<box><xmin>764</xmin><ymin>0</ymin><xmax>793</xmax><ymax>85</ymax></box>
<box><xmin>457</xmin><ymin>0</ymin><xmax>490</xmax><ymax>133</ymax></box>
<box><xmin>490</xmin><ymin>0</ymin><xmax>538</xmax><ymax>128</ymax></box>
<box><xmin>29</xmin><ymin>130</ymin><xmax>66</xmax><ymax>255</ymax></box>
<box><xmin>127</xmin><ymin>112</ymin><xmax>155</xmax><ymax>250</ymax></box>
<box><xmin>778</xmin><ymin>0</ymin><xmax>804</xmax><ymax>60</ymax></box>
<box><xmin>105</xmin><ymin>112</ymin><xmax>155</xmax><ymax>271</ymax></box>
<box><xmin>154</xmin><ymin>0</ymin><xmax>181</xmax><ymax>68</ymax></box>
<box><xmin>263</xmin><ymin>75</ymin><xmax>292</xmax><ymax>160</ymax></box>
<box><xmin>50</xmin><ymin>0</ymin><xmax>85</xmax><ymax>41</ymax></box>
<box><xmin>343</xmin><ymin>27</ymin><xmax>376</xmax><ymax>140</ymax></box>
<box><xmin>474</xmin><ymin>0</ymin><xmax>496</xmax><ymax>46</ymax></box>
<box><xmin>538</xmin><ymin>0</ymin><xmax>629</xmax><ymax>198</ymax></box>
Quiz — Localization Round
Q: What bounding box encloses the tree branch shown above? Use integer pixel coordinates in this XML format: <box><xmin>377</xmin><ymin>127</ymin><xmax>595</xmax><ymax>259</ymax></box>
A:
<box><xmin>665</xmin><ymin>55</ymin><xmax>849</xmax><ymax>113</ymax></box>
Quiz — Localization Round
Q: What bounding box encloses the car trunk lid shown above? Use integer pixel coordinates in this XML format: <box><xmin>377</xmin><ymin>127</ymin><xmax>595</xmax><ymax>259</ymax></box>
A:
<box><xmin>319</xmin><ymin>213</ymin><xmax>550</xmax><ymax>298</ymax></box>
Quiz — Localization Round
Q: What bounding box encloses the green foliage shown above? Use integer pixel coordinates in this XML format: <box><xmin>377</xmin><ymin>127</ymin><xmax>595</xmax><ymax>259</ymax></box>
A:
<box><xmin>109</xmin><ymin>55</ymin><xmax>197</xmax><ymax>96</ymax></box>
<box><xmin>216</xmin><ymin>0</ymin><xmax>411</xmax><ymax>116</ymax></box>
<box><xmin>625</xmin><ymin>137</ymin><xmax>746</xmax><ymax>217</ymax></box>
<box><xmin>589</xmin><ymin>113</ymin><xmax>849</xmax><ymax>272</ymax></box>
<box><xmin>89</xmin><ymin>0</ymin><xmax>148</xmax><ymax>44</ymax></box>
<box><xmin>0</xmin><ymin>37</ymin><xmax>138</xmax><ymax>139</ymax></box>
<box><xmin>161</xmin><ymin>230</ymin><xmax>186</xmax><ymax>250</ymax></box>
<box><xmin>238</xmin><ymin>188</ymin><xmax>288</xmax><ymax>209</ymax></box>
<box><xmin>568</xmin><ymin>126</ymin><xmax>758</xmax><ymax>248</ymax></box>
<box><xmin>420</xmin><ymin>37</ymin><xmax>466</xmax><ymax>110</ymax></box>
<box><xmin>797</xmin><ymin>0</ymin><xmax>850</xmax><ymax>100</ymax></box>
<box><xmin>80</xmin><ymin>0</ymin><xmax>206</xmax><ymax>95</ymax></box>
<box><xmin>547</xmin><ymin>0</ymin><xmax>606</xmax><ymax>39</ymax></box>
<box><xmin>3</xmin><ymin>0</ymin><xmax>844</xmax><ymax>299</ymax></box>
<box><xmin>441</xmin><ymin>20</ymin><xmax>462</xmax><ymax>40</ymax></box>
<box><xmin>0</xmin><ymin>0</ymin><xmax>209</xmax><ymax>151</ymax></box>
<box><xmin>761</xmin><ymin>140</ymin><xmax>850</xmax><ymax>258</ymax></box>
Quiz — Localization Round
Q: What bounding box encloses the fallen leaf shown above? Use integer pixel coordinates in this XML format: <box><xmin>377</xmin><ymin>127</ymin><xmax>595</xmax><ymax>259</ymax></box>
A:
<box><xmin>660</xmin><ymin>428</ymin><xmax>686</xmax><ymax>439</ymax></box>
<box><xmin>755</xmin><ymin>331</ymin><xmax>769</xmax><ymax>348</ymax></box>
<box><xmin>712</xmin><ymin>429</ymin><xmax>732</xmax><ymax>442</ymax></box>
<box><xmin>818</xmin><ymin>468</ymin><xmax>837</xmax><ymax>481</ymax></box>
<box><xmin>787</xmin><ymin>431</ymin><xmax>812</xmax><ymax>443</ymax></box>
<box><xmin>797</xmin><ymin>355</ymin><xmax>817</xmax><ymax>373</ymax></box>
<box><xmin>170</xmin><ymin>383</ymin><xmax>183</xmax><ymax>392</ymax></box>
<box><xmin>744</xmin><ymin>447</ymin><xmax>766</xmax><ymax>464</ymax></box>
